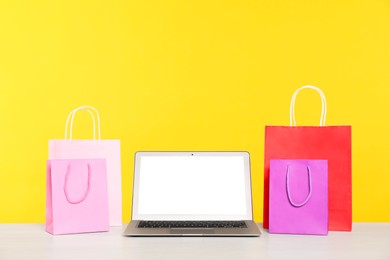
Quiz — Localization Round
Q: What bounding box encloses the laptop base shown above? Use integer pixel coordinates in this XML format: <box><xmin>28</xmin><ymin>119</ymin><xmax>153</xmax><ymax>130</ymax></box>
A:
<box><xmin>123</xmin><ymin>220</ymin><xmax>261</xmax><ymax>237</ymax></box>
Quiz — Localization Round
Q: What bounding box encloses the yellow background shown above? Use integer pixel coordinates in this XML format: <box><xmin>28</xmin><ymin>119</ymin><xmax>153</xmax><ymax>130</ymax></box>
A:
<box><xmin>1</xmin><ymin>1</ymin><xmax>389</xmax><ymax>223</ymax></box>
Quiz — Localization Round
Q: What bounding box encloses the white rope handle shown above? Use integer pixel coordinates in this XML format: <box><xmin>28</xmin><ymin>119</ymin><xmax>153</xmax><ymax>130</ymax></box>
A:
<box><xmin>64</xmin><ymin>106</ymin><xmax>101</xmax><ymax>140</ymax></box>
<box><xmin>70</xmin><ymin>106</ymin><xmax>101</xmax><ymax>140</ymax></box>
<box><xmin>65</xmin><ymin>108</ymin><xmax>96</xmax><ymax>140</ymax></box>
<box><xmin>289</xmin><ymin>85</ymin><xmax>327</xmax><ymax>126</ymax></box>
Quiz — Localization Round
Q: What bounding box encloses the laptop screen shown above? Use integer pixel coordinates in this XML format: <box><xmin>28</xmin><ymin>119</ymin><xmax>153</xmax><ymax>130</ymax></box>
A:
<box><xmin>132</xmin><ymin>152</ymin><xmax>253</xmax><ymax>221</ymax></box>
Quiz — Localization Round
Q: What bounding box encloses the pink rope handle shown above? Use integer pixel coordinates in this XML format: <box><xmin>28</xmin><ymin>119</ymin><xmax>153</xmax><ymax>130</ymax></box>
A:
<box><xmin>286</xmin><ymin>165</ymin><xmax>312</xmax><ymax>207</ymax></box>
<box><xmin>63</xmin><ymin>164</ymin><xmax>91</xmax><ymax>204</ymax></box>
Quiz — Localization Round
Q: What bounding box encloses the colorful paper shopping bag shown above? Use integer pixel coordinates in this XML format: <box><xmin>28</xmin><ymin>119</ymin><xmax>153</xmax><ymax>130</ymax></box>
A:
<box><xmin>46</xmin><ymin>159</ymin><xmax>109</xmax><ymax>235</ymax></box>
<box><xmin>49</xmin><ymin>106</ymin><xmax>122</xmax><ymax>226</ymax></box>
<box><xmin>264</xmin><ymin>86</ymin><xmax>352</xmax><ymax>231</ymax></box>
<box><xmin>269</xmin><ymin>159</ymin><xmax>328</xmax><ymax>235</ymax></box>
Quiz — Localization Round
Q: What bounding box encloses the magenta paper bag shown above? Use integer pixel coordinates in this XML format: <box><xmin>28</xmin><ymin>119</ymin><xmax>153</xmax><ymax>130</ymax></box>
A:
<box><xmin>46</xmin><ymin>159</ymin><xmax>109</xmax><ymax>235</ymax></box>
<box><xmin>49</xmin><ymin>106</ymin><xmax>122</xmax><ymax>226</ymax></box>
<box><xmin>269</xmin><ymin>159</ymin><xmax>328</xmax><ymax>235</ymax></box>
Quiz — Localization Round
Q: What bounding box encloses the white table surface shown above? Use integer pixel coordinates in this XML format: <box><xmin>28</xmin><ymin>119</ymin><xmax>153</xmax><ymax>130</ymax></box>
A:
<box><xmin>1</xmin><ymin>223</ymin><xmax>389</xmax><ymax>260</ymax></box>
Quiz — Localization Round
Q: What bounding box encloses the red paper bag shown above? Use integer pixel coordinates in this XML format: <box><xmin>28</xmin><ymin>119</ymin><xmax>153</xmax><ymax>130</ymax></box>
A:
<box><xmin>263</xmin><ymin>86</ymin><xmax>352</xmax><ymax>231</ymax></box>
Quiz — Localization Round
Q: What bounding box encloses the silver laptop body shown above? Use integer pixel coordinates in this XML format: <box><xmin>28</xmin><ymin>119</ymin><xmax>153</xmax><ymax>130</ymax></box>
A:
<box><xmin>124</xmin><ymin>151</ymin><xmax>261</xmax><ymax>237</ymax></box>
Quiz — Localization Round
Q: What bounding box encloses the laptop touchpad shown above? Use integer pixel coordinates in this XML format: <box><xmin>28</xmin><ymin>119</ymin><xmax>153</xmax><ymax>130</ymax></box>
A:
<box><xmin>170</xmin><ymin>228</ymin><xmax>215</xmax><ymax>234</ymax></box>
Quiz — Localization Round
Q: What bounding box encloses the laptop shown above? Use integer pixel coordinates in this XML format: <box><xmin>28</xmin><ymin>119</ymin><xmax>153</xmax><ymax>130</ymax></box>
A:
<box><xmin>123</xmin><ymin>151</ymin><xmax>261</xmax><ymax>236</ymax></box>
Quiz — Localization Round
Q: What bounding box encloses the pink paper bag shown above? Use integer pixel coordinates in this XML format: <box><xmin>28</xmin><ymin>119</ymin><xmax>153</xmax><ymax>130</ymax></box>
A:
<box><xmin>269</xmin><ymin>159</ymin><xmax>328</xmax><ymax>235</ymax></box>
<box><xmin>49</xmin><ymin>106</ymin><xmax>122</xmax><ymax>226</ymax></box>
<box><xmin>46</xmin><ymin>159</ymin><xmax>109</xmax><ymax>235</ymax></box>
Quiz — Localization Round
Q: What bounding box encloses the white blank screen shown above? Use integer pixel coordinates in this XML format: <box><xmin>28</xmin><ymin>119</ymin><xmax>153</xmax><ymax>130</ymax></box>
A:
<box><xmin>137</xmin><ymin>156</ymin><xmax>247</xmax><ymax>216</ymax></box>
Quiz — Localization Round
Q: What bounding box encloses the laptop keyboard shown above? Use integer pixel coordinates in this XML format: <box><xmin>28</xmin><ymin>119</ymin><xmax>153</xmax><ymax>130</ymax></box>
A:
<box><xmin>138</xmin><ymin>221</ymin><xmax>247</xmax><ymax>229</ymax></box>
